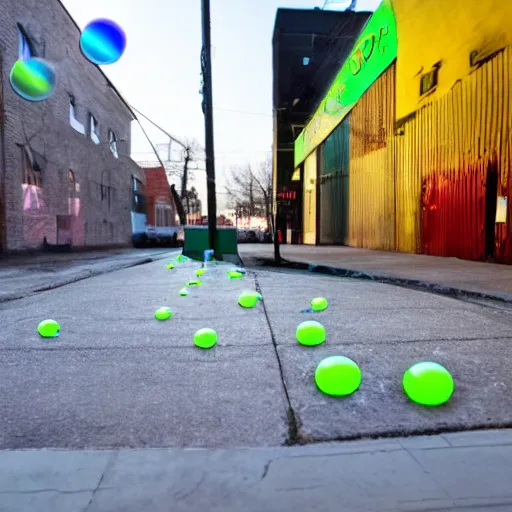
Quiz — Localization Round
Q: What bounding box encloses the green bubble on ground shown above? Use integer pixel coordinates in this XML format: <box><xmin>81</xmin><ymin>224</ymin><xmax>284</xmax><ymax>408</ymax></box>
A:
<box><xmin>227</xmin><ymin>270</ymin><xmax>243</xmax><ymax>279</ymax></box>
<box><xmin>315</xmin><ymin>356</ymin><xmax>361</xmax><ymax>396</ymax></box>
<box><xmin>403</xmin><ymin>361</ymin><xmax>454</xmax><ymax>406</ymax></box>
<box><xmin>154</xmin><ymin>307</ymin><xmax>173</xmax><ymax>321</ymax></box>
<box><xmin>238</xmin><ymin>290</ymin><xmax>262</xmax><ymax>308</ymax></box>
<box><xmin>296</xmin><ymin>320</ymin><xmax>326</xmax><ymax>346</ymax></box>
<box><xmin>194</xmin><ymin>328</ymin><xmax>218</xmax><ymax>349</ymax></box>
<box><xmin>196</xmin><ymin>268</ymin><xmax>206</xmax><ymax>277</ymax></box>
<box><xmin>311</xmin><ymin>297</ymin><xmax>328</xmax><ymax>312</ymax></box>
<box><xmin>38</xmin><ymin>319</ymin><xmax>60</xmax><ymax>338</ymax></box>
<box><xmin>180</xmin><ymin>287</ymin><xmax>188</xmax><ymax>296</ymax></box>
<box><xmin>188</xmin><ymin>280</ymin><xmax>203</xmax><ymax>286</ymax></box>
<box><xmin>166</xmin><ymin>263</ymin><xmax>175</xmax><ymax>269</ymax></box>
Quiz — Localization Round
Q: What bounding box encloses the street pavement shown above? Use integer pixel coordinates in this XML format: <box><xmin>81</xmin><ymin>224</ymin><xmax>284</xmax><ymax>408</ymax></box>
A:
<box><xmin>2</xmin><ymin>429</ymin><xmax>512</xmax><ymax>512</ymax></box>
<box><xmin>1</xmin><ymin>258</ymin><xmax>511</xmax><ymax>448</ymax></box>
<box><xmin>239</xmin><ymin>243</ymin><xmax>512</xmax><ymax>301</ymax></box>
<box><xmin>1</xmin><ymin>254</ymin><xmax>512</xmax><ymax>510</ymax></box>
<box><xmin>0</xmin><ymin>247</ymin><xmax>178</xmax><ymax>302</ymax></box>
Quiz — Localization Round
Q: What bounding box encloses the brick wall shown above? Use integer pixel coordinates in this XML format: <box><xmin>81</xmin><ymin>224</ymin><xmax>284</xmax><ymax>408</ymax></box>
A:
<box><xmin>0</xmin><ymin>0</ymin><xmax>145</xmax><ymax>252</ymax></box>
<box><xmin>142</xmin><ymin>166</ymin><xmax>176</xmax><ymax>227</ymax></box>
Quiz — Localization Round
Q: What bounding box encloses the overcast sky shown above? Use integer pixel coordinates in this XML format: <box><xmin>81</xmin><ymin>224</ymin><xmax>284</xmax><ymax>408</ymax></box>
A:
<box><xmin>62</xmin><ymin>0</ymin><xmax>381</xmax><ymax>211</ymax></box>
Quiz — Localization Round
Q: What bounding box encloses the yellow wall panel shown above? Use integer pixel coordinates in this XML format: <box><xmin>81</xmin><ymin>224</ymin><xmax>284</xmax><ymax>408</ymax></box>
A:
<box><xmin>395</xmin><ymin>48</ymin><xmax>511</xmax><ymax>259</ymax></box>
<box><xmin>392</xmin><ymin>0</ymin><xmax>512</xmax><ymax>120</ymax></box>
<box><xmin>348</xmin><ymin>65</ymin><xmax>396</xmax><ymax>250</ymax></box>
<box><xmin>303</xmin><ymin>151</ymin><xmax>317</xmax><ymax>245</ymax></box>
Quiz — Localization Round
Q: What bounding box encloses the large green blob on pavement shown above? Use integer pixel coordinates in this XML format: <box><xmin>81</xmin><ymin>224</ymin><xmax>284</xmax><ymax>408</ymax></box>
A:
<box><xmin>315</xmin><ymin>356</ymin><xmax>362</xmax><ymax>396</ymax></box>
<box><xmin>296</xmin><ymin>321</ymin><xmax>326</xmax><ymax>346</ymax></box>
<box><xmin>403</xmin><ymin>361</ymin><xmax>454</xmax><ymax>406</ymax></box>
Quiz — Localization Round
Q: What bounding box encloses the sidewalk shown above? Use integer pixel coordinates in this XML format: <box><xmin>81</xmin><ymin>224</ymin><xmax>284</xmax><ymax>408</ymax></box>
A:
<box><xmin>1</xmin><ymin>429</ymin><xmax>511</xmax><ymax>511</ymax></box>
<box><xmin>2</xmin><ymin>255</ymin><xmax>512</xmax><ymax>509</ymax></box>
<box><xmin>0</xmin><ymin>248</ymin><xmax>178</xmax><ymax>302</ymax></box>
<box><xmin>239</xmin><ymin>244</ymin><xmax>512</xmax><ymax>302</ymax></box>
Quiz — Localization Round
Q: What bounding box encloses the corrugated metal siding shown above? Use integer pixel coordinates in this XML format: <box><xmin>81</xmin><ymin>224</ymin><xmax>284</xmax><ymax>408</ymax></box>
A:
<box><xmin>303</xmin><ymin>151</ymin><xmax>317</xmax><ymax>245</ymax></box>
<box><xmin>318</xmin><ymin>118</ymin><xmax>350</xmax><ymax>245</ymax></box>
<box><xmin>396</xmin><ymin>47</ymin><xmax>511</xmax><ymax>261</ymax></box>
<box><xmin>348</xmin><ymin>64</ymin><xmax>396</xmax><ymax>250</ymax></box>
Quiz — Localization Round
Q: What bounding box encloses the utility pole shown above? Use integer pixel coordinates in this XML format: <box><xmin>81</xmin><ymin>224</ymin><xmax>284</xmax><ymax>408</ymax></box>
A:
<box><xmin>200</xmin><ymin>0</ymin><xmax>218</xmax><ymax>257</ymax></box>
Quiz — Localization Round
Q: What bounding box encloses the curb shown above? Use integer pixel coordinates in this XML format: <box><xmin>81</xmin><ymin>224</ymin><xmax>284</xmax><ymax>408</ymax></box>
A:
<box><xmin>0</xmin><ymin>254</ymin><xmax>170</xmax><ymax>303</ymax></box>
<box><xmin>241</xmin><ymin>256</ymin><xmax>512</xmax><ymax>304</ymax></box>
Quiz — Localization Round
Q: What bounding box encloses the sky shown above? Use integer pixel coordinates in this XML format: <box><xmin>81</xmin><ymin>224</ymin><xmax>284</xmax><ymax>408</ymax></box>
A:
<box><xmin>62</xmin><ymin>0</ymin><xmax>381</xmax><ymax>213</ymax></box>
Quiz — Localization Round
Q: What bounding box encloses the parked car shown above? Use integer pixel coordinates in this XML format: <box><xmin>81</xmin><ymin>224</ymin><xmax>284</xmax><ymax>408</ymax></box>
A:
<box><xmin>236</xmin><ymin>228</ymin><xmax>267</xmax><ymax>243</ymax></box>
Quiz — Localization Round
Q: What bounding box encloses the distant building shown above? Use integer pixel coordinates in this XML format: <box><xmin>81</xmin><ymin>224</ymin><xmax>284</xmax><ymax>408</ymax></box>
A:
<box><xmin>272</xmin><ymin>7</ymin><xmax>371</xmax><ymax>244</ymax></box>
<box><xmin>0</xmin><ymin>0</ymin><xmax>145</xmax><ymax>252</ymax></box>
<box><xmin>141</xmin><ymin>165</ymin><xmax>179</xmax><ymax>229</ymax></box>
<box><xmin>184</xmin><ymin>187</ymin><xmax>202</xmax><ymax>225</ymax></box>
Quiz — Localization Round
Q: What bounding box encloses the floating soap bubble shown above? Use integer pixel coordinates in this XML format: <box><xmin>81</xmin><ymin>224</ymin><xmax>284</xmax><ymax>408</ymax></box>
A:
<box><xmin>80</xmin><ymin>19</ymin><xmax>126</xmax><ymax>65</ymax></box>
<box><xmin>238</xmin><ymin>290</ymin><xmax>262</xmax><ymax>308</ymax></box>
<box><xmin>296</xmin><ymin>320</ymin><xmax>326</xmax><ymax>346</ymax></box>
<box><xmin>227</xmin><ymin>270</ymin><xmax>244</xmax><ymax>279</ymax></box>
<box><xmin>403</xmin><ymin>362</ymin><xmax>454</xmax><ymax>406</ymax></box>
<box><xmin>10</xmin><ymin>58</ymin><xmax>56</xmax><ymax>102</ymax></box>
<box><xmin>196</xmin><ymin>268</ymin><xmax>206</xmax><ymax>277</ymax></box>
<box><xmin>315</xmin><ymin>356</ymin><xmax>361</xmax><ymax>396</ymax></box>
<box><xmin>38</xmin><ymin>319</ymin><xmax>60</xmax><ymax>338</ymax></box>
<box><xmin>311</xmin><ymin>297</ymin><xmax>328</xmax><ymax>312</ymax></box>
<box><xmin>179</xmin><ymin>287</ymin><xmax>188</xmax><ymax>296</ymax></box>
<box><xmin>154</xmin><ymin>307</ymin><xmax>173</xmax><ymax>321</ymax></box>
<box><xmin>194</xmin><ymin>328</ymin><xmax>217</xmax><ymax>349</ymax></box>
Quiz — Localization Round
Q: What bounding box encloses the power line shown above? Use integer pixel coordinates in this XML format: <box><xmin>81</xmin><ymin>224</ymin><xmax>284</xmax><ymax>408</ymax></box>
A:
<box><xmin>128</xmin><ymin>103</ymin><xmax>187</xmax><ymax>150</ymax></box>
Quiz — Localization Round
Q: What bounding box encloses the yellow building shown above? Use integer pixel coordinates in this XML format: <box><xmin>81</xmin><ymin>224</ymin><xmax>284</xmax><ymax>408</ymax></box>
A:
<box><xmin>294</xmin><ymin>0</ymin><xmax>512</xmax><ymax>263</ymax></box>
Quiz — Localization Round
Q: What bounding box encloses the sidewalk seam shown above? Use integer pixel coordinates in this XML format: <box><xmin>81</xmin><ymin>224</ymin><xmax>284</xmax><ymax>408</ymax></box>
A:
<box><xmin>252</xmin><ymin>273</ymin><xmax>300</xmax><ymax>446</ymax></box>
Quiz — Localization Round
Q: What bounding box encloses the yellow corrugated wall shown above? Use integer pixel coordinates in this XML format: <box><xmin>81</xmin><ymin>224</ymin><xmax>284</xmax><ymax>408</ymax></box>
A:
<box><xmin>303</xmin><ymin>151</ymin><xmax>317</xmax><ymax>245</ymax></box>
<box><xmin>348</xmin><ymin>64</ymin><xmax>396</xmax><ymax>250</ymax></box>
<box><xmin>395</xmin><ymin>47</ymin><xmax>511</xmax><ymax>258</ymax></box>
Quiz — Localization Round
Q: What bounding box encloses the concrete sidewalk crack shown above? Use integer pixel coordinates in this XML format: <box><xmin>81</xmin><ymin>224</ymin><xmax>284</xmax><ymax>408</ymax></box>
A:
<box><xmin>175</xmin><ymin>471</ymin><xmax>205</xmax><ymax>501</ymax></box>
<box><xmin>0</xmin><ymin>489</ymin><xmax>95</xmax><ymax>495</ymax></box>
<box><xmin>84</xmin><ymin>451</ymin><xmax>118</xmax><ymax>511</ymax></box>
<box><xmin>254</xmin><ymin>274</ymin><xmax>300</xmax><ymax>445</ymax></box>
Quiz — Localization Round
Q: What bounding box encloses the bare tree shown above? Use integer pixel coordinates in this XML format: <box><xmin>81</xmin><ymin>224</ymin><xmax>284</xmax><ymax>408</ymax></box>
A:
<box><xmin>158</xmin><ymin>138</ymin><xmax>205</xmax><ymax>204</ymax></box>
<box><xmin>225</xmin><ymin>157</ymin><xmax>272</xmax><ymax>228</ymax></box>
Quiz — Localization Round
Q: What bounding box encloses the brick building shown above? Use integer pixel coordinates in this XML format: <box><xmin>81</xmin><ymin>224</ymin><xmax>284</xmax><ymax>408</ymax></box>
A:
<box><xmin>141</xmin><ymin>165</ymin><xmax>179</xmax><ymax>228</ymax></box>
<box><xmin>0</xmin><ymin>0</ymin><xmax>145</xmax><ymax>253</ymax></box>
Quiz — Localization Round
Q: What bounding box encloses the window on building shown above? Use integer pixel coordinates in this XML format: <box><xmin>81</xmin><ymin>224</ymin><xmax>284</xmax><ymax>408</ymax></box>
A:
<box><xmin>131</xmin><ymin>176</ymin><xmax>147</xmax><ymax>213</ymax></box>
<box><xmin>68</xmin><ymin>170</ymin><xmax>77</xmax><ymax>197</ymax></box>
<box><xmin>69</xmin><ymin>96</ymin><xmax>86</xmax><ymax>134</ymax></box>
<box><xmin>22</xmin><ymin>147</ymin><xmax>41</xmax><ymax>187</ymax></box>
<box><xmin>108</xmin><ymin>130</ymin><xmax>118</xmax><ymax>158</ymax></box>
<box><xmin>17</xmin><ymin>25</ymin><xmax>33</xmax><ymax>60</ymax></box>
<box><xmin>89</xmin><ymin>114</ymin><xmax>100</xmax><ymax>144</ymax></box>
<box><xmin>420</xmin><ymin>63</ymin><xmax>441</xmax><ymax>96</ymax></box>
<box><xmin>100</xmin><ymin>184</ymin><xmax>112</xmax><ymax>209</ymax></box>
<box><xmin>156</xmin><ymin>204</ymin><xmax>173</xmax><ymax>227</ymax></box>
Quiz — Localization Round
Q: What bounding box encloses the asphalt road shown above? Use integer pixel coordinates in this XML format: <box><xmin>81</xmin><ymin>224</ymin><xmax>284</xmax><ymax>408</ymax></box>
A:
<box><xmin>0</xmin><ymin>258</ymin><xmax>511</xmax><ymax>449</ymax></box>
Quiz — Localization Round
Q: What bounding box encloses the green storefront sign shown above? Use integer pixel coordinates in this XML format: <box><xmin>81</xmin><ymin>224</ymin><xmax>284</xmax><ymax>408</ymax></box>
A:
<box><xmin>294</xmin><ymin>0</ymin><xmax>397</xmax><ymax>168</ymax></box>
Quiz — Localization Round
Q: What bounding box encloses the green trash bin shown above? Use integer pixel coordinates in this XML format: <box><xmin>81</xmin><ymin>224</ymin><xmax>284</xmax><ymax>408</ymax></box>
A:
<box><xmin>183</xmin><ymin>226</ymin><xmax>240</xmax><ymax>264</ymax></box>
